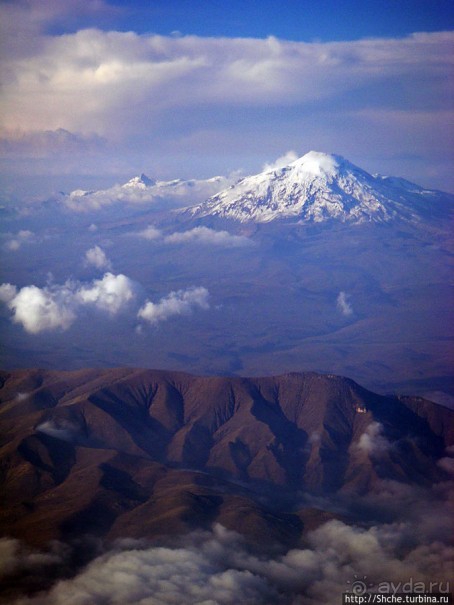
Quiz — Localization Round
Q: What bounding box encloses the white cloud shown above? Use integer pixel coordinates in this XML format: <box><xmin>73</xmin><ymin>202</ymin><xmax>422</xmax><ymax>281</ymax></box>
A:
<box><xmin>0</xmin><ymin>24</ymin><xmax>453</xmax><ymax>190</ymax></box>
<box><xmin>4</xmin><ymin>31</ymin><xmax>452</xmax><ymax>136</ymax></box>
<box><xmin>84</xmin><ymin>245</ymin><xmax>112</xmax><ymax>270</ymax></box>
<box><xmin>337</xmin><ymin>291</ymin><xmax>353</xmax><ymax>316</ymax></box>
<box><xmin>137</xmin><ymin>225</ymin><xmax>162</xmax><ymax>240</ymax></box>
<box><xmin>1</xmin><ymin>275</ymin><xmax>211</xmax><ymax>333</ymax></box>
<box><xmin>5</xmin><ymin>284</ymin><xmax>77</xmax><ymax>334</ymax></box>
<box><xmin>76</xmin><ymin>273</ymin><xmax>135</xmax><ymax>314</ymax></box>
<box><xmin>262</xmin><ymin>150</ymin><xmax>298</xmax><ymax>172</ymax></box>
<box><xmin>164</xmin><ymin>227</ymin><xmax>252</xmax><ymax>247</ymax></box>
<box><xmin>36</xmin><ymin>419</ymin><xmax>79</xmax><ymax>442</ymax></box>
<box><xmin>0</xmin><ymin>273</ymin><xmax>136</xmax><ymax>334</ymax></box>
<box><xmin>5</xmin><ymin>513</ymin><xmax>454</xmax><ymax>605</ymax></box>
<box><xmin>138</xmin><ymin>286</ymin><xmax>210</xmax><ymax>325</ymax></box>
<box><xmin>135</xmin><ymin>225</ymin><xmax>252</xmax><ymax>247</ymax></box>
<box><xmin>356</xmin><ymin>422</ymin><xmax>390</xmax><ymax>456</ymax></box>
<box><xmin>64</xmin><ymin>176</ymin><xmax>232</xmax><ymax>212</ymax></box>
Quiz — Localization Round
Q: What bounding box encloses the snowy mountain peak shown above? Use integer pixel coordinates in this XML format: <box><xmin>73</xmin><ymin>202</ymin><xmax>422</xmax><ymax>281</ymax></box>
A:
<box><xmin>123</xmin><ymin>173</ymin><xmax>156</xmax><ymax>189</ymax></box>
<box><xmin>286</xmin><ymin>150</ymin><xmax>342</xmax><ymax>178</ymax></box>
<box><xmin>188</xmin><ymin>151</ymin><xmax>450</xmax><ymax>224</ymax></box>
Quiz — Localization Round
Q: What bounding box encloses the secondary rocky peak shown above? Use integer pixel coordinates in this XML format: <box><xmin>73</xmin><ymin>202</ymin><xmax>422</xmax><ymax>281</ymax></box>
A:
<box><xmin>123</xmin><ymin>173</ymin><xmax>156</xmax><ymax>188</ymax></box>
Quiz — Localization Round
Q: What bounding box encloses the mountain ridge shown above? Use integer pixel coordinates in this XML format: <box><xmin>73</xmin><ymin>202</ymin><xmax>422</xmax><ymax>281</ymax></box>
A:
<box><xmin>1</xmin><ymin>367</ymin><xmax>452</xmax><ymax>548</ymax></box>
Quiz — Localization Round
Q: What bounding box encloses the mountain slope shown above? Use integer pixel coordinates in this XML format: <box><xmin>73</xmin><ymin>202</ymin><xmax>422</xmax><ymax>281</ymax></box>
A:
<box><xmin>0</xmin><ymin>368</ymin><xmax>452</xmax><ymax>548</ymax></box>
<box><xmin>187</xmin><ymin>151</ymin><xmax>453</xmax><ymax>224</ymax></box>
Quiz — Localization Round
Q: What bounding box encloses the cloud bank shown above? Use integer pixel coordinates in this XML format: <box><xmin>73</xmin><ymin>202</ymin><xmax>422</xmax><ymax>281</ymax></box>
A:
<box><xmin>4</xmin><ymin>503</ymin><xmax>453</xmax><ymax>605</ymax></box>
<box><xmin>0</xmin><ymin>7</ymin><xmax>452</xmax><ymax>190</ymax></box>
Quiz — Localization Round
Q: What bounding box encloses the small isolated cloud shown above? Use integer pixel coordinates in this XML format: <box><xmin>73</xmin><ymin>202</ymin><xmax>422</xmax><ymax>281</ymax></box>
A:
<box><xmin>164</xmin><ymin>226</ymin><xmax>252</xmax><ymax>247</ymax></box>
<box><xmin>137</xmin><ymin>225</ymin><xmax>162</xmax><ymax>240</ymax></box>
<box><xmin>4</xmin><ymin>230</ymin><xmax>35</xmax><ymax>251</ymax></box>
<box><xmin>76</xmin><ymin>273</ymin><xmax>135</xmax><ymax>314</ymax></box>
<box><xmin>36</xmin><ymin>419</ymin><xmax>79</xmax><ymax>442</ymax></box>
<box><xmin>337</xmin><ymin>291</ymin><xmax>353</xmax><ymax>316</ymax></box>
<box><xmin>138</xmin><ymin>286</ymin><xmax>209</xmax><ymax>326</ymax></box>
<box><xmin>0</xmin><ymin>273</ymin><xmax>136</xmax><ymax>334</ymax></box>
<box><xmin>262</xmin><ymin>150</ymin><xmax>298</xmax><ymax>172</ymax></box>
<box><xmin>357</xmin><ymin>422</ymin><xmax>390</xmax><ymax>456</ymax></box>
<box><xmin>84</xmin><ymin>245</ymin><xmax>112</xmax><ymax>270</ymax></box>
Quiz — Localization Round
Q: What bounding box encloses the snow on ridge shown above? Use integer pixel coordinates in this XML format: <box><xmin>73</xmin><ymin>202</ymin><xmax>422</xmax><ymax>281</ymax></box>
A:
<box><xmin>64</xmin><ymin>173</ymin><xmax>233</xmax><ymax>212</ymax></box>
<box><xmin>188</xmin><ymin>151</ymin><xmax>448</xmax><ymax>224</ymax></box>
<box><xmin>288</xmin><ymin>150</ymin><xmax>341</xmax><ymax>178</ymax></box>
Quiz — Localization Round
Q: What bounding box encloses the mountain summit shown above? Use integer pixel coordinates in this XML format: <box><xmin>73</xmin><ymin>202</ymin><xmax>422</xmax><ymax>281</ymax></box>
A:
<box><xmin>188</xmin><ymin>151</ymin><xmax>450</xmax><ymax>224</ymax></box>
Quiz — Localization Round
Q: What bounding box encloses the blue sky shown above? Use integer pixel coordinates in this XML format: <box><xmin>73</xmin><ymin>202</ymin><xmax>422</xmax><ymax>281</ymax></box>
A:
<box><xmin>46</xmin><ymin>0</ymin><xmax>454</xmax><ymax>40</ymax></box>
<box><xmin>0</xmin><ymin>0</ymin><xmax>453</xmax><ymax>195</ymax></box>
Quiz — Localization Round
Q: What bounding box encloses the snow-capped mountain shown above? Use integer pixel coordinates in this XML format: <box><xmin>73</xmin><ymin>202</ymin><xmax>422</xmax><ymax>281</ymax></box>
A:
<box><xmin>188</xmin><ymin>151</ymin><xmax>451</xmax><ymax>224</ymax></box>
<box><xmin>65</xmin><ymin>173</ymin><xmax>231</xmax><ymax>212</ymax></box>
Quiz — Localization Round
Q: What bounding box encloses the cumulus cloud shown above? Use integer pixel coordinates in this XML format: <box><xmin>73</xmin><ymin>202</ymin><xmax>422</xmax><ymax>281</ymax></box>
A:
<box><xmin>1</xmin><ymin>18</ymin><xmax>453</xmax><ymax>190</ymax></box>
<box><xmin>0</xmin><ymin>274</ymin><xmax>211</xmax><ymax>333</ymax></box>
<box><xmin>138</xmin><ymin>287</ymin><xmax>210</xmax><ymax>325</ymax></box>
<box><xmin>84</xmin><ymin>245</ymin><xmax>112</xmax><ymax>270</ymax></box>
<box><xmin>262</xmin><ymin>151</ymin><xmax>299</xmax><ymax>172</ymax></box>
<box><xmin>2</xmin><ymin>284</ymin><xmax>77</xmax><ymax>334</ymax></box>
<box><xmin>337</xmin><ymin>291</ymin><xmax>354</xmax><ymax>316</ymax></box>
<box><xmin>2</xmin><ymin>29</ymin><xmax>452</xmax><ymax>135</ymax></box>
<box><xmin>75</xmin><ymin>273</ymin><xmax>136</xmax><ymax>314</ymax></box>
<box><xmin>0</xmin><ymin>273</ymin><xmax>136</xmax><ymax>333</ymax></box>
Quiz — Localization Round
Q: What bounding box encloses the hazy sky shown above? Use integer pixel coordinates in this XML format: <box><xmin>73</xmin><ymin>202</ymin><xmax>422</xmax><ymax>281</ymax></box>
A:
<box><xmin>1</xmin><ymin>0</ymin><xmax>453</xmax><ymax>196</ymax></box>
